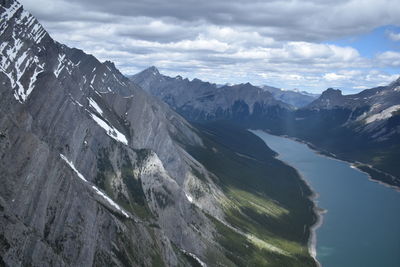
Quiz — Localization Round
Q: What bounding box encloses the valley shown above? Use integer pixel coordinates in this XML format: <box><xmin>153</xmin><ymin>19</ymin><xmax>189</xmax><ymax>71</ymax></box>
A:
<box><xmin>0</xmin><ymin>1</ymin><xmax>318</xmax><ymax>266</ymax></box>
<box><xmin>1</xmin><ymin>0</ymin><xmax>399</xmax><ymax>266</ymax></box>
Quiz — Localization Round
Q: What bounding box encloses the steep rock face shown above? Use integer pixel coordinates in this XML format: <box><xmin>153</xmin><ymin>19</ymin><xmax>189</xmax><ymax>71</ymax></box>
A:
<box><xmin>0</xmin><ymin>1</ymin><xmax>319</xmax><ymax>266</ymax></box>
<box><xmin>131</xmin><ymin>67</ymin><xmax>291</xmax><ymax>122</ymax></box>
<box><xmin>0</xmin><ymin>1</ymin><xmax>225</xmax><ymax>265</ymax></box>
<box><xmin>307</xmin><ymin>88</ymin><xmax>345</xmax><ymax>109</ymax></box>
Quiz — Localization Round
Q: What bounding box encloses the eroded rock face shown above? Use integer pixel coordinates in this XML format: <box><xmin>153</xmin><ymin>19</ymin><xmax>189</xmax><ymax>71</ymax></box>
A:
<box><xmin>0</xmin><ymin>0</ymin><xmax>225</xmax><ymax>265</ymax></box>
<box><xmin>0</xmin><ymin>1</ymin><xmax>320</xmax><ymax>266</ymax></box>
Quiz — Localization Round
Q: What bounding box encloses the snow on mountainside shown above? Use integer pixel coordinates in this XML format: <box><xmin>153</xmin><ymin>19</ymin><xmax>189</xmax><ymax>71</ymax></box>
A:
<box><xmin>0</xmin><ymin>0</ymin><xmax>227</xmax><ymax>265</ymax></box>
<box><xmin>0</xmin><ymin>1</ymin><xmax>48</xmax><ymax>102</ymax></box>
<box><xmin>0</xmin><ymin>1</ymin><xmax>318</xmax><ymax>266</ymax></box>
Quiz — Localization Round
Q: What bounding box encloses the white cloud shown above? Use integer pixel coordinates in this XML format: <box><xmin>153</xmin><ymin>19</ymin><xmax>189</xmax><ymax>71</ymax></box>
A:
<box><xmin>324</xmin><ymin>73</ymin><xmax>347</xmax><ymax>81</ymax></box>
<box><xmin>387</xmin><ymin>31</ymin><xmax>400</xmax><ymax>41</ymax></box>
<box><xmin>18</xmin><ymin>0</ymin><xmax>400</xmax><ymax>93</ymax></box>
<box><xmin>376</xmin><ymin>51</ymin><xmax>400</xmax><ymax>67</ymax></box>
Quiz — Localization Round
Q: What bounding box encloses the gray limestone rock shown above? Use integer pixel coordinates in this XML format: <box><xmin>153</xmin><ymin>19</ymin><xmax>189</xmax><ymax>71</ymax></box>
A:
<box><xmin>0</xmin><ymin>1</ymin><xmax>228</xmax><ymax>266</ymax></box>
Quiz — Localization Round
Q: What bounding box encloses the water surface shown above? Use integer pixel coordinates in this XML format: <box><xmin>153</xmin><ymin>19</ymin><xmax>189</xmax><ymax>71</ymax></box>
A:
<box><xmin>252</xmin><ymin>130</ymin><xmax>400</xmax><ymax>267</ymax></box>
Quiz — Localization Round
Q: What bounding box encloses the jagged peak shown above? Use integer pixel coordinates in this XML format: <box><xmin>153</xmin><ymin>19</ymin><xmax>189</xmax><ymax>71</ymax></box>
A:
<box><xmin>143</xmin><ymin>65</ymin><xmax>160</xmax><ymax>76</ymax></box>
<box><xmin>103</xmin><ymin>60</ymin><xmax>116</xmax><ymax>69</ymax></box>
<box><xmin>321</xmin><ymin>88</ymin><xmax>342</xmax><ymax>97</ymax></box>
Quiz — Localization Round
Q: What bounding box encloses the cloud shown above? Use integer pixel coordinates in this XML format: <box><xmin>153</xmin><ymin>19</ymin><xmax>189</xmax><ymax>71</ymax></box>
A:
<box><xmin>376</xmin><ymin>51</ymin><xmax>400</xmax><ymax>67</ymax></box>
<box><xmin>23</xmin><ymin>0</ymin><xmax>400</xmax><ymax>41</ymax></box>
<box><xmin>387</xmin><ymin>31</ymin><xmax>400</xmax><ymax>41</ymax></box>
<box><xmin>19</xmin><ymin>0</ymin><xmax>400</xmax><ymax>93</ymax></box>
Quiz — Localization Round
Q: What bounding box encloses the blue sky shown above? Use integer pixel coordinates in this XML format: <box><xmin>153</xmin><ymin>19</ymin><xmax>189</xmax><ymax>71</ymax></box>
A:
<box><xmin>329</xmin><ymin>25</ymin><xmax>400</xmax><ymax>59</ymax></box>
<box><xmin>22</xmin><ymin>0</ymin><xmax>400</xmax><ymax>94</ymax></box>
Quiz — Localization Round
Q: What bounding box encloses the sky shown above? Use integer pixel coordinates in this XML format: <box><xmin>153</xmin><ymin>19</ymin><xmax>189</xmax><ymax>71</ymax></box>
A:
<box><xmin>20</xmin><ymin>0</ymin><xmax>400</xmax><ymax>94</ymax></box>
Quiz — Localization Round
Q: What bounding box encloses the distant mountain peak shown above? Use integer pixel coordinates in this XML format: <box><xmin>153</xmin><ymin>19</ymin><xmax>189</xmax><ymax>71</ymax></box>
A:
<box><xmin>262</xmin><ymin>85</ymin><xmax>318</xmax><ymax>108</ymax></box>
<box><xmin>146</xmin><ymin>65</ymin><xmax>160</xmax><ymax>75</ymax></box>
<box><xmin>307</xmin><ymin>88</ymin><xmax>344</xmax><ymax>109</ymax></box>
<box><xmin>322</xmin><ymin>88</ymin><xmax>342</xmax><ymax>97</ymax></box>
<box><xmin>134</xmin><ymin>66</ymin><xmax>161</xmax><ymax>78</ymax></box>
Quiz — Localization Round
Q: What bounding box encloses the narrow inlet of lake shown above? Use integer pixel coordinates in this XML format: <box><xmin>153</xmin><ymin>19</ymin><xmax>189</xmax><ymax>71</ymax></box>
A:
<box><xmin>251</xmin><ymin>130</ymin><xmax>400</xmax><ymax>267</ymax></box>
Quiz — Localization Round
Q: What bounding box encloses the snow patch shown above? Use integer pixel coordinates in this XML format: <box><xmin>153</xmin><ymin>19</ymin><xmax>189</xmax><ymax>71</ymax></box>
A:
<box><xmin>112</xmin><ymin>73</ymin><xmax>126</xmax><ymax>86</ymax></box>
<box><xmin>91</xmin><ymin>185</ymin><xmax>130</xmax><ymax>218</ymax></box>
<box><xmin>185</xmin><ymin>192</ymin><xmax>193</xmax><ymax>203</ymax></box>
<box><xmin>60</xmin><ymin>154</ymin><xmax>130</xmax><ymax>218</ymax></box>
<box><xmin>89</xmin><ymin>112</ymin><xmax>128</xmax><ymax>145</ymax></box>
<box><xmin>31</xmin><ymin>22</ymin><xmax>46</xmax><ymax>44</ymax></box>
<box><xmin>0</xmin><ymin>1</ymin><xmax>22</xmax><ymax>36</ymax></box>
<box><xmin>88</xmin><ymin>97</ymin><xmax>103</xmax><ymax>115</ymax></box>
<box><xmin>90</xmin><ymin>74</ymin><xmax>96</xmax><ymax>85</ymax></box>
<box><xmin>181</xmin><ymin>250</ymin><xmax>207</xmax><ymax>267</ymax></box>
<box><xmin>60</xmin><ymin>154</ymin><xmax>88</xmax><ymax>182</ymax></box>
<box><xmin>54</xmin><ymin>54</ymin><xmax>65</xmax><ymax>78</ymax></box>
<box><xmin>24</xmin><ymin>66</ymin><xmax>43</xmax><ymax>100</ymax></box>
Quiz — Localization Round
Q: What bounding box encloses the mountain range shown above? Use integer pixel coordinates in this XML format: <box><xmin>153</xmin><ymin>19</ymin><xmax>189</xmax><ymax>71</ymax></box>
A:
<box><xmin>261</xmin><ymin>85</ymin><xmax>319</xmax><ymax>108</ymax></box>
<box><xmin>132</xmin><ymin>67</ymin><xmax>400</xmax><ymax>188</ymax></box>
<box><xmin>131</xmin><ymin>67</ymin><xmax>292</xmax><ymax>122</ymax></box>
<box><xmin>1</xmin><ymin>0</ymin><xmax>399</xmax><ymax>266</ymax></box>
<box><xmin>0</xmin><ymin>1</ymin><xmax>316</xmax><ymax>266</ymax></box>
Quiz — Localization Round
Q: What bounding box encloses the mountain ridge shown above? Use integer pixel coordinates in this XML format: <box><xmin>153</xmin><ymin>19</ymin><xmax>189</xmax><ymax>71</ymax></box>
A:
<box><xmin>131</xmin><ymin>66</ymin><xmax>292</xmax><ymax>122</ymax></box>
<box><xmin>261</xmin><ymin>85</ymin><xmax>318</xmax><ymax>108</ymax></box>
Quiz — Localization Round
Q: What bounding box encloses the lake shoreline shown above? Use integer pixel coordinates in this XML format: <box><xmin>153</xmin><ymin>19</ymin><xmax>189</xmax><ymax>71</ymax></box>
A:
<box><xmin>250</xmin><ymin>129</ymin><xmax>323</xmax><ymax>267</ymax></box>
<box><xmin>273</xmin><ymin>152</ymin><xmax>324</xmax><ymax>267</ymax></box>
<box><xmin>286</xmin><ymin>136</ymin><xmax>400</xmax><ymax>193</ymax></box>
<box><xmin>256</xmin><ymin>129</ymin><xmax>400</xmax><ymax>191</ymax></box>
<box><xmin>251</xmin><ymin>129</ymin><xmax>400</xmax><ymax>267</ymax></box>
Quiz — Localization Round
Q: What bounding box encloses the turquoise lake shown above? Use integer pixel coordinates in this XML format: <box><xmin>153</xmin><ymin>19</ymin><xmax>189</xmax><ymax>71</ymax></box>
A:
<box><xmin>251</xmin><ymin>130</ymin><xmax>400</xmax><ymax>267</ymax></box>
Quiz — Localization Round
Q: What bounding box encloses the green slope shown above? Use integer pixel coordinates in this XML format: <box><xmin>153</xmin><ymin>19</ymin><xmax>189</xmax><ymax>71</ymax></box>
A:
<box><xmin>184</xmin><ymin>122</ymin><xmax>317</xmax><ymax>266</ymax></box>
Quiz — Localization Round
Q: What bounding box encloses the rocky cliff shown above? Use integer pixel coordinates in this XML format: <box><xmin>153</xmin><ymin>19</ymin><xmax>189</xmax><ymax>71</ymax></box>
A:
<box><xmin>0</xmin><ymin>0</ymin><xmax>225</xmax><ymax>265</ymax></box>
